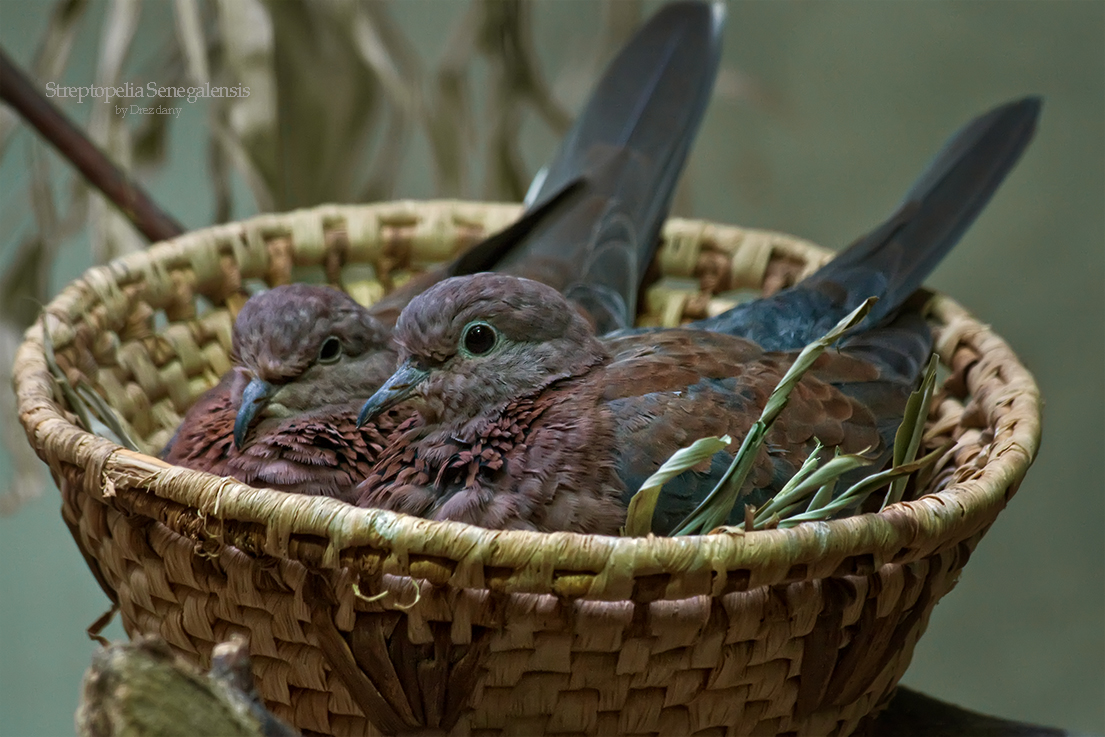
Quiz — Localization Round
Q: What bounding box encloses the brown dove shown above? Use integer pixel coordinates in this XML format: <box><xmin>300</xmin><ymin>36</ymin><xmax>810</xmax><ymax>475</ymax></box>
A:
<box><xmin>353</xmin><ymin>97</ymin><xmax>1041</xmax><ymax>533</ymax></box>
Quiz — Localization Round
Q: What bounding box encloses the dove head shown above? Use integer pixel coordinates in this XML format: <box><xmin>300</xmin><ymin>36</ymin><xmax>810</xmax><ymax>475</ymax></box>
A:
<box><xmin>358</xmin><ymin>274</ymin><xmax>606</xmax><ymax>427</ymax></box>
<box><xmin>229</xmin><ymin>284</ymin><xmax>395</xmax><ymax>448</ymax></box>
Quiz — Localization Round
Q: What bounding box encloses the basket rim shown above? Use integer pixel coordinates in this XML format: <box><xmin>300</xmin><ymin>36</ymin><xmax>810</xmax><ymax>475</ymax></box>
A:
<box><xmin>12</xmin><ymin>199</ymin><xmax>1043</xmax><ymax>600</ymax></box>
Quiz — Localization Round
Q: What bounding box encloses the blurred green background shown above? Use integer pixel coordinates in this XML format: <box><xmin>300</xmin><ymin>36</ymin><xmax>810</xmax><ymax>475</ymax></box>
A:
<box><xmin>1</xmin><ymin>1</ymin><xmax>1101</xmax><ymax>735</ymax></box>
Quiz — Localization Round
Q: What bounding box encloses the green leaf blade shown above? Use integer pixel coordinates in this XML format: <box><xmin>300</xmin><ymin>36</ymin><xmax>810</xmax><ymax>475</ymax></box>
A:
<box><xmin>623</xmin><ymin>435</ymin><xmax>732</xmax><ymax>537</ymax></box>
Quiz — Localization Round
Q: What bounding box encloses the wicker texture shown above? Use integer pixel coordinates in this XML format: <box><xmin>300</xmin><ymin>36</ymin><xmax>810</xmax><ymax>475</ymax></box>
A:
<box><xmin>13</xmin><ymin>201</ymin><xmax>1041</xmax><ymax>737</ymax></box>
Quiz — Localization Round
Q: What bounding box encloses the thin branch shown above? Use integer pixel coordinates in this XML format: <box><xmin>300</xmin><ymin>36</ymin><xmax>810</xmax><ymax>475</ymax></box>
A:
<box><xmin>0</xmin><ymin>47</ymin><xmax>184</xmax><ymax>242</ymax></box>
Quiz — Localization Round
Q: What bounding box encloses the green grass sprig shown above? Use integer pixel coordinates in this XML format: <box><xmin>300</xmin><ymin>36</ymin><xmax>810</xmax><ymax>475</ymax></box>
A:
<box><xmin>669</xmin><ymin>297</ymin><xmax>877</xmax><ymax>536</ymax></box>
<box><xmin>883</xmin><ymin>353</ymin><xmax>940</xmax><ymax>509</ymax></box>
<box><xmin>622</xmin><ymin>435</ymin><xmax>732</xmax><ymax>536</ymax></box>
<box><xmin>620</xmin><ymin>299</ymin><xmax>947</xmax><ymax>537</ymax></box>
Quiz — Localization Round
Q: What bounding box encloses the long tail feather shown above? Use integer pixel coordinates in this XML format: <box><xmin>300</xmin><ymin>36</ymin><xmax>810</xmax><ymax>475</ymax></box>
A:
<box><xmin>697</xmin><ymin>96</ymin><xmax>1041</xmax><ymax>350</ymax></box>
<box><xmin>495</xmin><ymin>1</ymin><xmax>725</xmax><ymax>333</ymax></box>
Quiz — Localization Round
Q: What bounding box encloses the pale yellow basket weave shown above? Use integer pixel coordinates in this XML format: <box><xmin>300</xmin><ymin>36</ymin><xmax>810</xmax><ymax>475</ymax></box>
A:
<box><xmin>13</xmin><ymin>201</ymin><xmax>1041</xmax><ymax>737</ymax></box>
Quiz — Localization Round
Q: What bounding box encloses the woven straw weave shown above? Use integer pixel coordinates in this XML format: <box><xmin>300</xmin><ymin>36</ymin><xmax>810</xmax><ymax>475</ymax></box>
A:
<box><xmin>13</xmin><ymin>201</ymin><xmax>1041</xmax><ymax>737</ymax></box>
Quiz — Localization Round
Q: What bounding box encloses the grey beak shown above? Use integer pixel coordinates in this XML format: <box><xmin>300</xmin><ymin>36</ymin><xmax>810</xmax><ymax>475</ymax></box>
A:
<box><xmin>357</xmin><ymin>360</ymin><xmax>429</xmax><ymax>427</ymax></box>
<box><xmin>233</xmin><ymin>377</ymin><xmax>277</xmax><ymax>449</ymax></box>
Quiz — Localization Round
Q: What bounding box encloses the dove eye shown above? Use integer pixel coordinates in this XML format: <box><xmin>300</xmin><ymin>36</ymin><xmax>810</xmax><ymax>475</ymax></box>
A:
<box><xmin>318</xmin><ymin>336</ymin><xmax>342</xmax><ymax>364</ymax></box>
<box><xmin>461</xmin><ymin>322</ymin><xmax>498</xmax><ymax>356</ymax></box>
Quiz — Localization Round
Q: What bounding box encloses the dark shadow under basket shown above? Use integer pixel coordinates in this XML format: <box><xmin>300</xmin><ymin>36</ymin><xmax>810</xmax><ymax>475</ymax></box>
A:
<box><xmin>13</xmin><ymin>201</ymin><xmax>1041</xmax><ymax>737</ymax></box>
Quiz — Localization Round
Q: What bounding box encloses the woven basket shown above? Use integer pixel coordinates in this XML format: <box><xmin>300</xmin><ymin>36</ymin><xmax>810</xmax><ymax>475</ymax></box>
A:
<box><xmin>13</xmin><ymin>201</ymin><xmax>1041</xmax><ymax>737</ymax></box>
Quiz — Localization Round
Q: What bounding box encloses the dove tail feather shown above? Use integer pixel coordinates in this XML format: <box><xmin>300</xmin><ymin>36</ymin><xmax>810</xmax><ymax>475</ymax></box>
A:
<box><xmin>806</xmin><ymin>95</ymin><xmax>1042</xmax><ymax>327</ymax></box>
<box><xmin>695</xmin><ymin>96</ymin><xmax>1041</xmax><ymax>350</ymax></box>
<box><xmin>497</xmin><ymin>1</ymin><xmax>725</xmax><ymax>333</ymax></box>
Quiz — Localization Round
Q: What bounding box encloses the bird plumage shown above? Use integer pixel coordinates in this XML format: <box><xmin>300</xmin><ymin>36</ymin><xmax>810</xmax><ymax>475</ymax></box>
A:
<box><xmin>494</xmin><ymin>1</ymin><xmax>724</xmax><ymax>334</ymax></box>
<box><xmin>163</xmin><ymin>371</ymin><xmax>402</xmax><ymax>497</ymax></box>
<box><xmin>354</xmin><ymin>275</ymin><xmax>897</xmax><ymax>533</ymax></box>
<box><xmin>162</xmin><ymin>1</ymin><xmax>725</xmax><ymax>498</ymax></box>
<box><xmin>354</xmin><ymin>97</ymin><xmax>1041</xmax><ymax>534</ymax></box>
<box><xmin>161</xmin><ymin>285</ymin><xmax>401</xmax><ymax>498</ymax></box>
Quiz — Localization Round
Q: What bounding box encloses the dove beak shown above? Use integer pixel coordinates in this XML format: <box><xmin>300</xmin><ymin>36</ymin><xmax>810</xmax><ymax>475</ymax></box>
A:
<box><xmin>357</xmin><ymin>360</ymin><xmax>429</xmax><ymax>427</ymax></box>
<box><xmin>234</xmin><ymin>377</ymin><xmax>277</xmax><ymax>449</ymax></box>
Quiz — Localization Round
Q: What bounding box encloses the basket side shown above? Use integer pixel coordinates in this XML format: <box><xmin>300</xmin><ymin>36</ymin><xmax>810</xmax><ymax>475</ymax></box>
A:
<box><xmin>12</xmin><ymin>201</ymin><xmax>1042</xmax><ymax>737</ymax></box>
<box><xmin>13</xmin><ymin>200</ymin><xmax>1041</xmax><ymax>600</ymax></box>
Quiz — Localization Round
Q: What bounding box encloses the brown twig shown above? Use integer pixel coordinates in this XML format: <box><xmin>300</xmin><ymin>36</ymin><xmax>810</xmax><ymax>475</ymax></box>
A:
<box><xmin>0</xmin><ymin>46</ymin><xmax>184</xmax><ymax>243</ymax></box>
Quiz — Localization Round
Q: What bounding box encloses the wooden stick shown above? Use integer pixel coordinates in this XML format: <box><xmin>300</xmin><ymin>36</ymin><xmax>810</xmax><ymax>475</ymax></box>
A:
<box><xmin>76</xmin><ymin>635</ymin><xmax>299</xmax><ymax>737</ymax></box>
